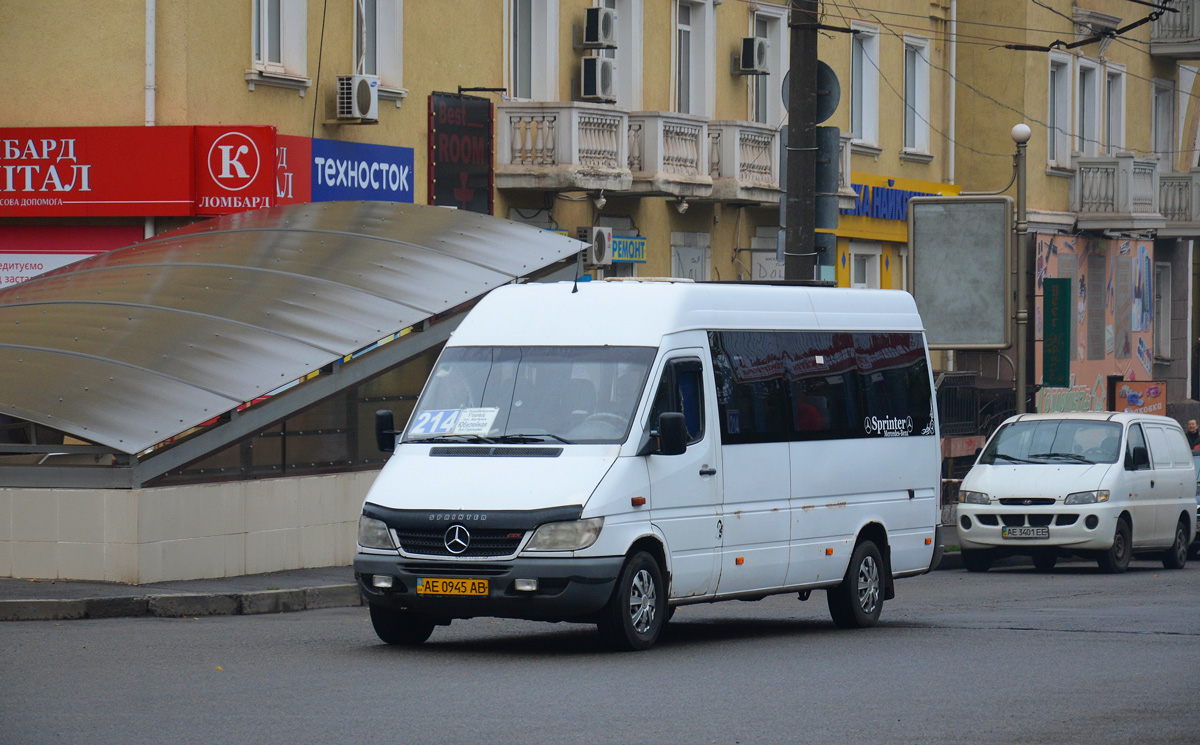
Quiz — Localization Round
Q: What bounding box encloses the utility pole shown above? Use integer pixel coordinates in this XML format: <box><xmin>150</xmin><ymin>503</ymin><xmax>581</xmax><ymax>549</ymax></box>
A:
<box><xmin>784</xmin><ymin>0</ymin><xmax>818</xmax><ymax>280</ymax></box>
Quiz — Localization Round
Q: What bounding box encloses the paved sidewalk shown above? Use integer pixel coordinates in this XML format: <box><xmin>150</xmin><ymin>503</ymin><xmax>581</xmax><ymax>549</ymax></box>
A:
<box><xmin>0</xmin><ymin>565</ymin><xmax>362</xmax><ymax>622</ymax></box>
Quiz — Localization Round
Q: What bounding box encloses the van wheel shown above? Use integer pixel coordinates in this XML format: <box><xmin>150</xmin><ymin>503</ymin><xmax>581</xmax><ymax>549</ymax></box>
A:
<box><xmin>597</xmin><ymin>551</ymin><xmax>665</xmax><ymax>651</ymax></box>
<box><xmin>1098</xmin><ymin>518</ymin><xmax>1132</xmax><ymax>574</ymax></box>
<box><xmin>1162</xmin><ymin>519</ymin><xmax>1190</xmax><ymax>570</ymax></box>
<box><xmin>369</xmin><ymin>604</ymin><xmax>436</xmax><ymax>646</ymax></box>
<box><xmin>1032</xmin><ymin>551</ymin><xmax>1057</xmax><ymax>572</ymax></box>
<box><xmin>961</xmin><ymin>549</ymin><xmax>994</xmax><ymax>573</ymax></box>
<box><xmin>827</xmin><ymin>540</ymin><xmax>883</xmax><ymax>629</ymax></box>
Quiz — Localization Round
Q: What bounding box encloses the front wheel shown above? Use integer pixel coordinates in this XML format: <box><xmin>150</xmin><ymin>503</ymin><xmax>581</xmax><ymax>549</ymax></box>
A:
<box><xmin>597</xmin><ymin>551</ymin><xmax>666</xmax><ymax>651</ymax></box>
<box><xmin>1162</xmin><ymin>519</ymin><xmax>1190</xmax><ymax>570</ymax></box>
<box><xmin>369</xmin><ymin>604</ymin><xmax>437</xmax><ymax>646</ymax></box>
<box><xmin>827</xmin><ymin>540</ymin><xmax>884</xmax><ymax>629</ymax></box>
<box><xmin>1098</xmin><ymin>518</ymin><xmax>1132</xmax><ymax>574</ymax></box>
<box><xmin>961</xmin><ymin>548</ymin><xmax>994</xmax><ymax>573</ymax></box>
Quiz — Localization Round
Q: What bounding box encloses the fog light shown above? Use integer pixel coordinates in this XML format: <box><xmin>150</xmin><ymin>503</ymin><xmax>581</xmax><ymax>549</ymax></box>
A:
<box><xmin>372</xmin><ymin>575</ymin><xmax>394</xmax><ymax>589</ymax></box>
<box><xmin>514</xmin><ymin>578</ymin><xmax>538</xmax><ymax>592</ymax></box>
<box><xmin>1085</xmin><ymin>515</ymin><xmax>1099</xmax><ymax>530</ymax></box>
<box><xmin>960</xmin><ymin>515</ymin><xmax>973</xmax><ymax>530</ymax></box>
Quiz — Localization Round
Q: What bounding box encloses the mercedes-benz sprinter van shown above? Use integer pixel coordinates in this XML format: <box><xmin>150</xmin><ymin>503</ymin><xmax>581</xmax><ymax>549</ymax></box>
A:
<box><xmin>354</xmin><ymin>280</ymin><xmax>943</xmax><ymax>650</ymax></box>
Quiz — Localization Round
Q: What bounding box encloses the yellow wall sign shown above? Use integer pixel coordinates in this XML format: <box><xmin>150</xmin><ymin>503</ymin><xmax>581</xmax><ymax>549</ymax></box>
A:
<box><xmin>838</xmin><ymin>173</ymin><xmax>960</xmax><ymax>243</ymax></box>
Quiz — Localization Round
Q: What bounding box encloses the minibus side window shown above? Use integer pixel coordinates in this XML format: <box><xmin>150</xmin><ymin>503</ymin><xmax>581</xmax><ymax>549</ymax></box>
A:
<box><xmin>1125</xmin><ymin>424</ymin><xmax>1151</xmax><ymax>471</ymax></box>
<box><xmin>649</xmin><ymin>359</ymin><xmax>705</xmax><ymax>445</ymax></box>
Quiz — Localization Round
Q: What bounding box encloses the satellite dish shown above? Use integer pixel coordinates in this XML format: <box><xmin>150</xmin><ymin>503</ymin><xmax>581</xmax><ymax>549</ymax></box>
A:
<box><xmin>781</xmin><ymin>62</ymin><xmax>840</xmax><ymax>124</ymax></box>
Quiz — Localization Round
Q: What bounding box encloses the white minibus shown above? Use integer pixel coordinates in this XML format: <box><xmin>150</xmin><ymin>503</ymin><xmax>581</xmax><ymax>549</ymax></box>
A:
<box><xmin>355</xmin><ymin>279</ymin><xmax>943</xmax><ymax>650</ymax></box>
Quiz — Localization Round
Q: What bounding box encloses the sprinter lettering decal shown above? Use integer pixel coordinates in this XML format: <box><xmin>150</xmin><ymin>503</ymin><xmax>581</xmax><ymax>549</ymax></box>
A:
<box><xmin>863</xmin><ymin>416</ymin><xmax>915</xmax><ymax>437</ymax></box>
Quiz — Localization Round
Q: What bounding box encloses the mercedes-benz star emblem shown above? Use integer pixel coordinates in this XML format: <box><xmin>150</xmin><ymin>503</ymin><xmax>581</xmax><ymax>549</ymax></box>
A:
<box><xmin>444</xmin><ymin>524</ymin><xmax>471</xmax><ymax>555</ymax></box>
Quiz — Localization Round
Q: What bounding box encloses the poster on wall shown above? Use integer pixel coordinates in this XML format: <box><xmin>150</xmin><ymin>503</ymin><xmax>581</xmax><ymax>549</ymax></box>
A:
<box><xmin>1112</xmin><ymin>381</ymin><xmax>1165</xmax><ymax>415</ymax></box>
<box><xmin>428</xmin><ymin>93</ymin><xmax>494</xmax><ymax>214</ymax></box>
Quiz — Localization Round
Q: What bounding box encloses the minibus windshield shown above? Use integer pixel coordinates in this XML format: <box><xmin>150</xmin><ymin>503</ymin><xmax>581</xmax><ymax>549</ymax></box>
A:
<box><xmin>979</xmin><ymin>419</ymin><xmax>1123</xmax><ymax>465</ymax></box>
<box><xmin>404</xmin><ymin>346</ymin><xmax>657</xmax><ymax>445</ymax></box>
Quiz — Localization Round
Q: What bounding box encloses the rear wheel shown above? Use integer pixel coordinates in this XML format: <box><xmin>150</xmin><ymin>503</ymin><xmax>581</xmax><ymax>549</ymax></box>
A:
<box><xmin>961</xmin><ymin>548</ymin><xmax>994</xmax><ymax>573</ymax></box>
<box><xmin>1098</xmin><ymin>518</ymin><xmax>1132</xmax><ymax>574</ymax></box>
<box><xmin>827</xmin><ymin>540</ymin><xmax>884</xmax><ymax>629</ymax></box>
<box><xmin>597</xmin><ymin>551</ymin><xmax>666</xmax><ymax>651</ymax></box>
<box><xmin>1162</xmin><ymin>519</ymin><xmax>1190</xmax><ymax>570</ymax></box>
<box><xmin>369</xmin><ymin>604</ymin><xmax>437</xmax><ymax>646</ymax></box>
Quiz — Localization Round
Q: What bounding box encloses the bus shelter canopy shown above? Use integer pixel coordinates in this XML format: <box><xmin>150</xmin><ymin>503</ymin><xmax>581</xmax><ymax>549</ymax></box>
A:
<box><xmin>0</xmin><ymin>202</ymin><xmax>583</xmax><ymax>454</ymax></box>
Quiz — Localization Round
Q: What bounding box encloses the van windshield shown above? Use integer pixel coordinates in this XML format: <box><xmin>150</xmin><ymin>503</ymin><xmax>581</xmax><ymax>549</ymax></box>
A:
<box><xmin>403</xmin><ymin>346</ymin><xmax>657</xmax><ymax>445</ymax></box>
<box><xmin>979</xmin><ymin>419</ymin><xmax>1123</xmax><ymax>465</ymax></box>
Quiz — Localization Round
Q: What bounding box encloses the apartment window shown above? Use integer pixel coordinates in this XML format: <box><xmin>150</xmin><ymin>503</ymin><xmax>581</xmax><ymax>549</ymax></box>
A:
<box><xmin>509</xmin><ymin>0</ymin><xmax>558</xmax><ymax>101</ymax></box>
<box><xmin>903</xmin><ymin>37</ymin><xmax>930</xmax><ymax>153</ymax></box>
<box><xmin>750</xmin><ymin>8</ymin><xmax>786</xmax><ymax>126</ymax></box>
<box><xmin>1155</xmin><ymin>262</ymin><xmax>1171</xmax><ymax>359</ymax></box>
<box><xmin>672</xmin><ymin>232</ymin><xmax>711</xmax><ymax>281</ymax></box>
<box><xmin>252</xmin><ymin>0</ymin><xmax>307</xmax><ymax>77</ymax></box>
<box><xmin>674</xmin><ymin>1</ymin><xmax>712</xmax><ymax>117</ymax></box>
<box><xmin>1076</xmin><ymin>59</ymin><xmax>1099</xmax><ymax>156</ymax></box>
<box><xmin>850</xmin><ymin>24</ymin><xmax>879</xmax><ymax>146</ymax></box>
<box><xmin>601</xmin><ymin>0</ymin><xmax>643</xmax><ymax>110</ymax></box>
<box><xmin>1048</xmin><ymin>53</ymin><xmax>1071</xmax><ymax>166</ymax></box>
<box><xmin>1154</xmin><ymin>79</ymin><xmax>1176</xmax><ymax>169</ymax></box>
<box><xmin>849</xmin><ymin>241</ymin><xmax>881</xmax><ymax>289</ymax></box>
<box><xmin>1105</xmin><ymin>67</ymin><xmax>1125</xmax><ymax>154</ymax></box>
<box><xmin>752</xmin><ymin>16</ymin><xmax>769</xmax><ymax>123</ymax></box>
<box><xmin>354</xmin><ymin>0</ymin><xmax>404</xmax><ymax>93</ymax></box>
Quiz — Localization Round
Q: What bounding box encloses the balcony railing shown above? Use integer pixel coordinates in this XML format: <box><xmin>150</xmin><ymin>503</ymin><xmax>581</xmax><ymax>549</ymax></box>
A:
<box><xmin>1070</xmin><ymin>153</ymin><xmax>1165</xmax><ymax>232</ymax></box>
<box><xmin>1150</xmin><ymin>1</ymin><xmax>1200</xmax><ymax>58</ymax></box>
<box><xmin>1158</xmin><ymin>168</ymin><xmax>1200</xmax><ymax>236</ymax></box>
<box><xmin>496</xmin><ymin>101</ymin><xmax>631</xmax><ymax>192</ymax></box>
<box><xmin>706</xmin><ymin>121</ymin><xmax>782</xmax><ymax>204</ymax></box>
<box><xmin>625</xmin><ymin>112</ymin><xmax>712</xmax><ymax>197</ymax></box>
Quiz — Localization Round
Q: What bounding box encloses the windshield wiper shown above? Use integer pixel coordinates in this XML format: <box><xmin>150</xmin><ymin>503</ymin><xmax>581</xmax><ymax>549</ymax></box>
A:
<box><xmin>990</xmin><ymin>453</ymin><xmax>1037</xmax><ymax>464</ymax></box>
<box><xmin>407</xmin><ymin>434</ymin><xmax>496</xmax><ymax>444</ymax></box>
<box><xmin>495</xmin><ymin>433</ymin><xmax>575</xmax><ymax>445</ymax></box>
<box><xmin>1029</xmin><ymin>452</ymin><xmax>1095</xmax><ymax>464</ymax></box>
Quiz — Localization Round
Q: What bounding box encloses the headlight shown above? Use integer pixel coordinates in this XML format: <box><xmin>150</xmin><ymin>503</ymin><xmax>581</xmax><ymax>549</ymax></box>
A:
<box><xmin>1065</xmin><ymin>490</ymin><xmax>1110</xmax><ymax>505</ymax></box>
<box><xmin>525</xmin><ymin>518</ymin><xmax>604</xmax><ymax>551</ymax></box>
<box><xmin>358</xmin><ymin>515</ymin><xmax>395</xmax><ymax>550</ymax></box>
<box><xmin>959</xmin><ymin>490</ymin><xmax>990</xmax><ymax>505</ymax></box>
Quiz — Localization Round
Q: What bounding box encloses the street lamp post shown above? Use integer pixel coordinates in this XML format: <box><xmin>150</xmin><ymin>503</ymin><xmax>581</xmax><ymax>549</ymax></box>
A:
<box><xmin>1012</xmin><ymin>123</ymin><xmax>1031</xmax><ymax>414</ymax></box>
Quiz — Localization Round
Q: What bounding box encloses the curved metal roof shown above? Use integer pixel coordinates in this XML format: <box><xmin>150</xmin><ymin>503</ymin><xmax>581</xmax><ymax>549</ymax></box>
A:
<box><xmin>0</xmin><ymin>201</ymin><xmax>583</xmax><ymax>454</ymax></box>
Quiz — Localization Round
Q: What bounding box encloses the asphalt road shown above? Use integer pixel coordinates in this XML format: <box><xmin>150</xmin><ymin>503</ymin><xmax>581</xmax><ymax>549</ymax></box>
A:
<box><xmin>3</xmin><ymin>558</ymin><xmax>1198</xmax><ymax>745</ymax></box>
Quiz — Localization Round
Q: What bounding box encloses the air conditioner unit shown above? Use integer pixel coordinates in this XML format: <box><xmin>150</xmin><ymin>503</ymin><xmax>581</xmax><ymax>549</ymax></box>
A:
<box><xmin>577</xmin><ymin>226</ymin><xmax>614</xmax><ymax>266</ymax></box>
<box><xmin>736</xmin><ymin>37</ymin><xmax>769</xmax><ymax>75</ymax></box>
<box><xmin>337</xmin><ymin>74</ymin><xmax>379</xmax><ymax>121</ymax></box>
<box><xmin>580</xmin><ymin>56</ymin><xmax>616</xmax><ymax>102</ymax></box>
<box><xmin>583</xmin><ymin>6</ymin><xmax>618</xmax><ymax>48</ymax></box>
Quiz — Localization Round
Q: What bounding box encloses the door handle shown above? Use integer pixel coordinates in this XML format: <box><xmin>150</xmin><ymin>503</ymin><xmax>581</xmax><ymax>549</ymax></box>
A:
<box><xmin>699</xmin><ymin>467</ymin><xmax>716</xmax><ymax>476</ymax></box>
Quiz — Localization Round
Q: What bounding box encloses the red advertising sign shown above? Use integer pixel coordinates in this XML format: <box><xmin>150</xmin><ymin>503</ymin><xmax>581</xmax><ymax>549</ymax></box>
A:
<box><xmin>0</xmin><ymin>225</ymin><xmax>143</xmax><ymax>286</ymax></box>
<box><xmin>0</xmin><ymin>126</ymin><xmax>195</xmax><ymax>217</ymax></box>
<box><xmin>275</xmin><ymin>134</ymin><xmax>313</xmax><ymax>206</ymax></box>
<box><xmin>194</xmin><ymin>126</ymin><xmax>277</xmax><ymax>215</ymax></box>
<box><xmin>1113</xmin><ymin>381</ymin><xmax>1166</xmax><ymax>415</ymax></box>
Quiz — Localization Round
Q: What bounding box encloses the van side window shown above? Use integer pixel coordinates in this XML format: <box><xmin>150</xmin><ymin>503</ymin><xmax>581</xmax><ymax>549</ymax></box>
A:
<box><xmin>649</xmin><ymin>359</ymin><xmax>705</xmax><ymax>445</ymax></box>
<box><xmin>1125</xmin><ymin>424</ymin><xmax>1151</xmax><ymax>471</ymax></box>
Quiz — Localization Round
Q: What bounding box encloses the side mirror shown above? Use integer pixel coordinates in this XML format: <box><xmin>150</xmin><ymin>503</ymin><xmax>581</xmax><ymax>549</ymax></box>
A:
<box><xmin>1125</xmin><ymin>445</ymin><xmax>1149</xmax><ymax>471</ymax></box>
<box><xmin>375</xmin><ymin>410</ymin><xmax>397</xmax><ymax>453</ymax></box>
<box><xmin>657</xmin><ymin>412</ymin><xmax>688</xmax><ymax>456</ymax></box>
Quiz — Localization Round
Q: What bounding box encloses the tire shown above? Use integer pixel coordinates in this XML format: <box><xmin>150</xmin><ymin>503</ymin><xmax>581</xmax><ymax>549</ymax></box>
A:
<box><xmin>961</xmin><ymin>548</ymin><xmax>994</xmax><ymax>573</ymax></box>
<box><xmin>827</xmin><ymin>540</ymin><xmax>884</xmax><ymax>629</ymax></box>
<box><xmin>1032</xmin><ymin>551</ymin><xmax>1057</xmax><ymax>572</ymax></box>
<box><xmin>1162</xmin><ymin>519</ymin><xmax>1190</xmax><ymax>570</ymax></box>
<box><xmin>1098</xmin><ymin>518</ymin><xmax>1132</xmax><ymax>574</ymax></box>
<box><xmin>369</xmin><ymin>603</ymin><xmax>436</xmax><ymax>646</ymax></box>
<box><xmin>597</xmin><ymin>551</ymin><xmax>666</xmax><ymax>651</ymax></box>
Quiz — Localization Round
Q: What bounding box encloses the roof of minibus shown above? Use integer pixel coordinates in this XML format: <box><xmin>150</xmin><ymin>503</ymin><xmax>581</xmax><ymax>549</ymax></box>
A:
<box><xmin>447</xmin><ymin>280</ymin><xmax>927</xmax><ymax>348</ymax></box>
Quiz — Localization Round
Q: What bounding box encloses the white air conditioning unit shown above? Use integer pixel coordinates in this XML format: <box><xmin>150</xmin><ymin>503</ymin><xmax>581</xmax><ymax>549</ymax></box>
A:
<box><xmin>337</xmin><ymin>74</ymin><xmax>379</xmax><ymax>121</ymax></box>
<box><xmin>580</xmin><ymin>56</ymin><xmax>616</xmax><ymax>102</ymax></box>
<box><xmin>583</xmin><ymin>6</ymin><xmax>618</xmax><ymax>48</ymax></box>
<box><xmin>736</xmin><ymin>37</ymin><xmax>769</xmax><ymax>75</ymax></box>
<box><xmin>577</xmin><ymin>226</ymin><xmax>613</xmax><ymax>266</ymax></box>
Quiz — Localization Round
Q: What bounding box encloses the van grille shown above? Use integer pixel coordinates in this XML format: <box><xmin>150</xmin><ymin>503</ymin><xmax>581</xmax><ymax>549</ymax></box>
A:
<box><xmin>395</xmin><ymin>528</ymin><xmax>525</xmax><ymax>558</ymax></box>
<box><xmin>999</xmin><ymin>498</ymin><xmax>1056</xmax><ymax>506</ymax></box>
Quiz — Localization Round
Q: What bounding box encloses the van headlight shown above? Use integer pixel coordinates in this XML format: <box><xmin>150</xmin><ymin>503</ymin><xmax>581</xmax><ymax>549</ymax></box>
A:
<box><xmin>1065</xmin><ymin>490</ymin><xmax>1109</xmax><ymax>505</ymax></box>
<box><xmin>525</xmin><ymin>518</ymin><xmax>604</xmax><ymax>551</ymax></box>
<box><xmin>959</xmin><ymin>490</ymin><xmax>990</xmax><ymax>505</ymax></box>
<box><xmin>358</xmin><ymin>515</ymin><xmax>396</xmax><ymax>550</ymax></box>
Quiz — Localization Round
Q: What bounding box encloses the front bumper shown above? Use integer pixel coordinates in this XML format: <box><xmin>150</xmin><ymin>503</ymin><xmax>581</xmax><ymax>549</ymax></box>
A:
<box><xmin>957</xmin><ymin>502</ymin><xmax>1117</xmax><ymax>552</ymax></box>
<box><xmin>354</xmin><ymin>552</ymin><xmax>624</xmax><ymax>622</ymax></box>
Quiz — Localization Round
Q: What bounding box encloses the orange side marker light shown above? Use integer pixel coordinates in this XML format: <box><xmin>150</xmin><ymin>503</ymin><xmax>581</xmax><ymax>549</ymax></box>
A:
<box><xmin>735</xmin><ymin>557</ymin><xmax>744</xmax><ymax>565</ymax></box>
<box><xmin>631</xmin><ymin>496</ymin><xmax>646</xmax><ymax>507</ymax></box>
<box><xmin>825</xmin><ymin>548</ymin><xmax>834</xmax><ymax>556</ymax></box>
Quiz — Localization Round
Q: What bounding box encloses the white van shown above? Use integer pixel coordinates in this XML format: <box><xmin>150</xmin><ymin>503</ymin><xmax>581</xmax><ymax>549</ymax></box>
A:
<box><xmin>354</xmin><ymin>280</ymin><xmax>943</xmax><ymax>650</ymax></box>
<box><xmin>957</xmin><ymin>412</ymin><xmax>1195</xmax><ymax>573</ymax></box>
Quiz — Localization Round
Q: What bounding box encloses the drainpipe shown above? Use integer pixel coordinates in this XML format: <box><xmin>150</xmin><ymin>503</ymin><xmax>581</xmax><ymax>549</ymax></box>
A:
<box><xmin>144</xmin><ymin>0</ymin><xmax>156</xmax><ymax>240</ymax></box>
<box><xmin>948</xmin><ymin>0</ymin><xmax>956</xmax><ymax>186</ymax></box>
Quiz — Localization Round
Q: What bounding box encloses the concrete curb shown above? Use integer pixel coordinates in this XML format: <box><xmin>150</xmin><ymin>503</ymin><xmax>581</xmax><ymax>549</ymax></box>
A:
<box><xmin>0</xmin><ymin>584</ymin><xmax>364</xmax><ymax>622</ymax></box>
